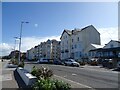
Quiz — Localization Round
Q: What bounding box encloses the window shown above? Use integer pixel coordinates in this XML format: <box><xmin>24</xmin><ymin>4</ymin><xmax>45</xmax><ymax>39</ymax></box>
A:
<box><xmin>72</xmin><ymin>39</ymin><xmax>73</xmax><ymax>42</ymax></box>
<box><xmin>77</xmin><ymin>37</ymin><xmax>79</xmax><ymax>41</ymax></box>
<box><xmin>74</xmin><ymin>44</ymin><xmax>77</xmax><ymax>48</ymax></box>
<box><xmin>79</xmin><ymin>52</ymin><xmax>81</xmax><ymax>57</ymax></box>
<box><xmin>67</xmin><ymin>41</ymin><xmax>68</xmax><ymax>44</ymax></box>
<box><xmin>72</xmin><ymin>45</ymin><xmax>74</xmax><ymax>49</ymax></box>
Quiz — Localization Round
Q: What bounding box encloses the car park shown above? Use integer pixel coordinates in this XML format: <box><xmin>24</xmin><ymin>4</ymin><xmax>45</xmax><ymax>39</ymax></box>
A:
<box><xmin>64</xmin><ymin>59</ymin><xmax>80</xmax><ymax>67</ymax></box>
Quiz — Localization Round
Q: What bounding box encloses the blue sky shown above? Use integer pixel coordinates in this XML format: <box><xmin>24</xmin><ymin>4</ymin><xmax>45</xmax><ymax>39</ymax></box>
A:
<box><xmin>2</xmin><ymin>2</ymin><xmax>118</xmax><ymax>55</ymax></box>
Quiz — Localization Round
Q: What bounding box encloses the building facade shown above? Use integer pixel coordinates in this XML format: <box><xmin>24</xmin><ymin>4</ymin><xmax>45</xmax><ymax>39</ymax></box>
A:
<box><xmin>26</xmin><ymin>47</ymin><xmax>36</xmax><ymax>60</ymax></box>
<box><xmin>26</xmin><ymin>39</ymin><xmax>61</xmax><ymax>61</ymax></box>
<box><xmin>60</xmin><ymin>25</ymin><xmax>101</xmax><ymax>61</ymax></box>
<box><xmin>89</xmin><ymin>40</ymin><xmax>120</xmax><ymax>68</ymax></box>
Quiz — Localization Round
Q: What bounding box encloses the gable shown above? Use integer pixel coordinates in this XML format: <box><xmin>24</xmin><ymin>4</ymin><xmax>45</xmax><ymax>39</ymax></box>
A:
<box><xmin>81</xmin><ymin>25</ymin><xmax>100</xmax><ymax>35</ymax></box>
<box><xmin>60</xmin><ymin>30</ymin><xmax>71</xmax><ymax>40</ymax></box>
<box><xmin>103</xmin><ymin>40</ymin><xmax>120</xmax><ymax>48</ymax></box>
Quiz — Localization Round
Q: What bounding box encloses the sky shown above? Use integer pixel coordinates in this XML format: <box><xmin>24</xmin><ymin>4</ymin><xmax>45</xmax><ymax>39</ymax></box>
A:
<box><xmin>1</xmin><ymin>2</ymin><xmax>118</xmax><ymax>56</ymax></box>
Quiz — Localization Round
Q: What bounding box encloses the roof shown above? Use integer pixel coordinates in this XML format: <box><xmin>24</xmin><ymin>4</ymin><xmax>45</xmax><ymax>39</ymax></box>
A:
<box><xmin>91</xmin><ymin>44</ymin><xmax>104</xmax><ymax>48</ymax></box>
<box><xmin>60</xmin><ymin>29</ymin><xmax>71</xmax><ymax>39</ymax></box>
<box><xmin>60</xmin><ymin>25</ymin><xmax>100</xmax><ymax>40</ymax></box>
<box><xmin>110</xmin><ymin>40</ymin><xmax>120</xmax><ymax>43</ymax></box>
<box><xmin>89</xmin><ymin>47</ymin><xmax>120</xmax><ymax>52</ymax></box>
<box><xmin>81</xmin><ymin>25</ymin><xmax>100</xmax><ymax>34</ymax></box>
<box><xmin>103</xmin><ymin>40</ymin><xmax>120</xmax><ymax>48</ymax></box>
<box><xmin>65</xmin><ymin>30</ymin><xmax>72</xmax><ymax>35</ymax></box>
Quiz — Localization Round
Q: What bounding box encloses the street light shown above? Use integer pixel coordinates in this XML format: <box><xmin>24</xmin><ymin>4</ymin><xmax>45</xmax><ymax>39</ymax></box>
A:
<box><xmin>14</xmin><ymin>37</ymin><xmax>19</xmax><ymax>50</ymax></box>
<box><xmin>13</xmin><ymin>37</ymin><xmax>19</xmax><ymax>60</ymax></box>
<box><xmin>18</xmin><ymin>21</ymin><xmax>29</xmax><ymax>64</ymax></box>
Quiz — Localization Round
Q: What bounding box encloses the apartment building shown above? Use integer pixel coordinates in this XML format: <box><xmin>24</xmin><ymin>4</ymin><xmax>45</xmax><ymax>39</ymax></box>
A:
<box><xmin>60</xmin><ymin>25</ymin><xmax>101</xmax><ymax>61</ymax></box>
<box><xmin>26</xmin><ymin>39</ymin><xmax>61</xmax><ymax>61</ymax></box>
<box><xmin>51</xmin><ymin>40</ymin><xmax>61</xmax><ymax>60</ymax></box>
<box><xmin>26</xmin><ymin>47</ymin><xmax>36</xmax><ymax>60</ymax></box>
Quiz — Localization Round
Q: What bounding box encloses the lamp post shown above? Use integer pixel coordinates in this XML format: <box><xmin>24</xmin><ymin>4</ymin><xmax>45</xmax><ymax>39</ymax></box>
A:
<box><xmin>18</xmin><ymin>21</ymin><xmax>29</xmax><ymax>64</ymax></box>
<box><xmin>13</xmin><ymin>37</ymin><xmax>19</xmax><ymax>60</ymax></box>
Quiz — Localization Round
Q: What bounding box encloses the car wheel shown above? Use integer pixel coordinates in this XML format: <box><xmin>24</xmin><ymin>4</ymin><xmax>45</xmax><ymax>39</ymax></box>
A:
<box><xmin>71</xmin><ymin>63</ymin><xmax>74</xmax><ymax>67</ymax></box>
<box><xmin>76</xmin><ymin>65</ymin><xmax>79</xmax><ymax>67</ymax></box>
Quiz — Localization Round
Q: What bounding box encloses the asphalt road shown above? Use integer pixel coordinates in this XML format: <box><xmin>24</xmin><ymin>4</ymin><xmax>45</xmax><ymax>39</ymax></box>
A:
<box><xmin>25</xmin><ymin>62</ymin><xmax>120</xmax><ymax>90</ymax></box>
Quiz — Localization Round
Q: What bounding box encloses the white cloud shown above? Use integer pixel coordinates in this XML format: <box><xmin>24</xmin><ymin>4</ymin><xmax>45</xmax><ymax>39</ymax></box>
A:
<box><xmin>0</xmin><ymin>43</ymin><xmax>13</xmax><ymax>56</ymax></box>
<box><xmin>98</xmin><ymin>27</ymin><xmax>118</xmax><ymax>45</ymax></box>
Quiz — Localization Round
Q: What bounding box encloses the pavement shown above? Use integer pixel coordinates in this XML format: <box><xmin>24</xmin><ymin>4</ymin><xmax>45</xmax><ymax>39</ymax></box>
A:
<box><xmin>1</xmin><ymin>60</ymin><xmax>29</xmax><ymax>90</ymax></box>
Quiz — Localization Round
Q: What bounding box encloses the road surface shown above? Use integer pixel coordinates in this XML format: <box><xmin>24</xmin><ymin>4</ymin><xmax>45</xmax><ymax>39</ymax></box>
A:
<box><xmin>24</xmin><ymin>62</ymin><xmax>120</xmax><ymax>90</ymax></box>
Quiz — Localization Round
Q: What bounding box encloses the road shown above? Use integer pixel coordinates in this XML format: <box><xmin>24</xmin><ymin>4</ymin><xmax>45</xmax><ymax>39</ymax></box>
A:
<box><xmin>24</xmin><ymin>62</ymin><xmax>120</xmax><ymax>90</ymax></box>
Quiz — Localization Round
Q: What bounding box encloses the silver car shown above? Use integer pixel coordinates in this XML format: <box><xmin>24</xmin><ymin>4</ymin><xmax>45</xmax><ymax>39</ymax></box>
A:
<box><xmin>64</xmin><ymin>59</ymin><xmax>80</xmax><ymax>67</ymax></box>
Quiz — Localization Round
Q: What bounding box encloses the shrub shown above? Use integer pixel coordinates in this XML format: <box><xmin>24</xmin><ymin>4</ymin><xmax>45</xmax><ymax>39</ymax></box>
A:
<box><xmin>32</xmin><ymin>79</ymin><xmax>71</xmax><ymax>90</ymax></box>
<box><xmin>33</xmin><ymin>79</ymin><xmax>56</xmax><ymax>90</ymax></box>
<box><xmin>31</xmin><ymin>66</ymin><xmax>71</xmax><ymax>90</ymax></box>
<box><xmin>31</xmin><ymin>66</ymin><xmax>41</xmax><ymax>79</ymax></box>
<box><xmin>31</xmin><ymin>66</ymin><xmax>53</xmax><ymax>79</ymax></box>
<box><xmin>54</xmin><ymin>79</ymin><xmax>71</xmax><ymax>90</ymax></box>
<box><xmin>11</xmin><ymin>59</ymin><xmax>18</xmax><ymax>65</ymax></box>
<box><xmin>18</xmin><ymin>61</ymin><xmax>25</xmax><ymax>68</ymax></box>
<box><xmin>78</xmin><ymin>62</ymin><xmax>85</xmax><ymax>66</ymax></box>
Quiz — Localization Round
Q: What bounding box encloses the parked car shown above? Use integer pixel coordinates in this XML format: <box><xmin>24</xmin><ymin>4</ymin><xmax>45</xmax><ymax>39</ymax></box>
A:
<box><xmin>89</xmin><ymin>58</ymin><xmax>98</xmax><ymax>66</ymax></box>
<box><xmin>53</xmin><ymin>60</ymin><xmax>63</xmax><ymax>65</ymax></box>
<box><xmin>102</xmin><ymin>59</ymin><xmax>113</xmax><ymax>68</ymax></box>
<box><xmin>64</xmin><ymin>59</ymin><xmax>80</xmax><ymax>67</ymax></box>
<box><xmin>37</xmin><ymin>58</ymin><xmax>49</xmax><ymax>64</ymax></box>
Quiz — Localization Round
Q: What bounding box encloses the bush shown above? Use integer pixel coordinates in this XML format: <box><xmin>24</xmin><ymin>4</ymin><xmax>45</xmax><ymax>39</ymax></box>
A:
<box><xmin>31</xmin><ymin>66</ymin><xmax>53</xmax><ymax>79</ymax></box>
<box><xmin>10</xmin><ymin>59</ymin><xmax>18</xmax><ymax>65</ymax></box>
<box><xmin>31</xmin><ymin>66</ymin><xmax>71</xmax><ymax>90</ymax></box>
<box><xmin>18</xmin><ymin>61</ymin><xmax>25</xmax><ymax>68</ymax></box>
<box><xmin>32</xmin><ymin>79</ymin><xmax>71</xmax><ymax>90</ymax></box>
<box><xmin>90</xmin><ymin>60</ymin><xmax>98</xmax><ymax>66</ymax></box>
<box><xmin>33</xmin><ymin>79</ymin><xmax>56</xmax><ymax>90</ymax></box>
<box><xmin>54</xmin><ymin>79</ymin><xmax>70</xmax><ymax>90</ymax></box>
<box><xmin>78</xmin><ymin>62</ymin><xmax>85</xmax><ymax>66</ymax></box>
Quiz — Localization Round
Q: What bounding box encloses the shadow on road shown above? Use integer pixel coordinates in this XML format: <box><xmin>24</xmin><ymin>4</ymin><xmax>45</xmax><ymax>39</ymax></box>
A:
<box><xmin>13</xmin><ymin>69</ymin><xmax>32</xmax><ymax>90</ymax></box>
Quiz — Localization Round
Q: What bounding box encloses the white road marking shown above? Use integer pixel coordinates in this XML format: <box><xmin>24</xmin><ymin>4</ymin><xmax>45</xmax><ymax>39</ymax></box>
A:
<box><xmin>72</xmin><ymin>73</ymin><xmax>77</xmax><ymax>76</ymax></box>
<box><xmin>80</xmin><ymin>67</ymin><xmax>119</xmax><ymax>73</ymax></box>
<box><xmin>54</xmin><ymin>74</ymin><xmax>93</xmax><ymax>89</ymax></box>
